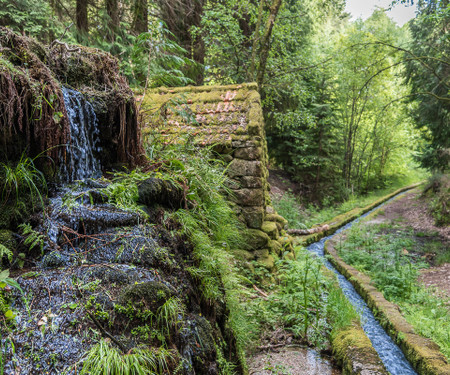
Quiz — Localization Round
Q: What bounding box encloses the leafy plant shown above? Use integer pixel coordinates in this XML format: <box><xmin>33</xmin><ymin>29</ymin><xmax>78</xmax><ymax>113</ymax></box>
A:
<box><xmin>0</xmin><ymin>269</ymin><xmax>23</xmax><ymax>320</ymax></box>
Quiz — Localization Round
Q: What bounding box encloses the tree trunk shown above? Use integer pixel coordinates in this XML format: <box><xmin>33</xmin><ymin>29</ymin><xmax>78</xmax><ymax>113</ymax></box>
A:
<box><xmin>76</xmin><ymin>0</ymin><xmax>88</xmax><ymax>38</ymax></box>
<box><xmin>132</xmin><ymin>0</ymin><xmax>148</xmax><ymax>35</ymax></box>
<box><xmin>106</xmin><ymin>0</ymin><xmax>120</xmax><ymax>42</ymax></box>
<box><xmin>256</xmin><ymin>0</ymin><xmax>283</xmax><ymax>88</ymax></box>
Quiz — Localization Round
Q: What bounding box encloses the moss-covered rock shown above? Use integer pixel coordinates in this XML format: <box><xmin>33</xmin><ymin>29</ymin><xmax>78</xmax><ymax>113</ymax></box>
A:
<box><xmin>230</xmin><ymin>249</ymin><xmax>255</xmax><ymax>261</ymax></box>
<box><xmin>242</xmin><ymin>206</ymin><xmax>264</xmax><ymax>229</ymax></box>
<box><xmin>332</xmin><ymin>325</ymin><xmax>389</xmax><ymax>375</ymax></box>
<box><xmin>261</xmin><ymin>221</ymin><xmax>278</xmax><ymax>240</ymax></box>
<box><xmin>258</xmin><ymin>254</ymin><xmax>275</xmax><ymax>270</ymax></box>
<box><xmin>244</xmin><ymin>229</ymin><xmax>270</xmax><ymax>249</ymax></box>
<box><xmin>268</xmin><ymin>240</ymin><xmax>283</xmax><ymax>256</ymax></box>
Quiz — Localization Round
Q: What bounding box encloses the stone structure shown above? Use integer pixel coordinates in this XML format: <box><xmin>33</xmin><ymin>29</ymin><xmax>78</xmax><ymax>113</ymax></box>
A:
<box><xmin>140</xmin><ymin>83</ymin><xmax>294</xmax><ymax>269</ymax></box>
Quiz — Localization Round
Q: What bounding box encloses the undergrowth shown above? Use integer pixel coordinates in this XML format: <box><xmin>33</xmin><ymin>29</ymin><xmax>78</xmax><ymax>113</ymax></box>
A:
<box><xmin>245</xmin><ymin>249</ymin><xmax>359</xmax><ymax>349</ymax></box>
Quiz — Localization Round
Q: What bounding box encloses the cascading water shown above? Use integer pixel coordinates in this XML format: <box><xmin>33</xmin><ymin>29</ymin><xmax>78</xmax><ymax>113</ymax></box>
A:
<box><xmin>307</xmin><ymin>193</ymin><xmax>418</xmax><ymax>375</ymax></box>
<box><xmin>60</xmin><ymin>87</ymin><xmax>102</xmax><ymax>181</ymax></box>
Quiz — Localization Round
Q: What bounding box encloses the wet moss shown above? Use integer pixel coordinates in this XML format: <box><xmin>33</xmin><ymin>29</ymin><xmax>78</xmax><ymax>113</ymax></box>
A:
<box><xmin>333</xmin><ymin>325</ymin><xmax>388</xmax><ymax>375</ymax></box>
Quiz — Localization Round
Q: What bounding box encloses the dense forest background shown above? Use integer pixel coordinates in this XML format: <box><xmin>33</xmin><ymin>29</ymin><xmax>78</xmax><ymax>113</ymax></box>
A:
<box><xmin>0</xmin><ymin>0</ymin><xmax>448</xmax><ymax>203</ymax></box>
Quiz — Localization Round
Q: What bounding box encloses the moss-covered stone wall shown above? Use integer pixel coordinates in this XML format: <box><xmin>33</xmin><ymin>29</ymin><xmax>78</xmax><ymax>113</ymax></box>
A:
<box><xmin>140</xmin><ymin>83</ymin><xmax>293</xmax><ymax>269</ymax></box>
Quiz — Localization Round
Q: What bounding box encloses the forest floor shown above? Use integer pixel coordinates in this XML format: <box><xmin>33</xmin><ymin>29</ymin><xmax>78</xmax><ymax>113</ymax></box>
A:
<box><xmin>365</xmin><ymin>188</ymin><xmax>450</xmax><ymax>297</ymax></box>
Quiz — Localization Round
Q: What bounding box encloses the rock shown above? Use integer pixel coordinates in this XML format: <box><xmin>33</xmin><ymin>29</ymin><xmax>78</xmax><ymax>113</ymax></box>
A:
<box><xmin>265</xmin><ymin>214</ymin><xmax>288</xmax><ymax>229</ymax></box>
<box><xmin>230</xmin><ymin>188</ymin><xmax>264</xmax><ymax>206</ymax></box>
<box><xmin>181</xmin><ymin>315</ymin><xmax>217</xmax><ymax>374</ymax></box>
<box><xmin>261</xmin><ymin>221</ymin><xmax>279</xmax><ymax>240</ymax></box>
<box><xmin>258</xmin><ymin>255</ymin><xmax>275</xmax><ymax>270</ymax></box>
<box><xmin>254</xmin><ymin>248</ymin><xmax>269</xmax><ymax>259</ymax></box>
<box><xmin>229</xmin><ymin>249</ymin><xmax>255</xmax><ymax>261</ymax></box>
<box><xmin>137</xmin><ymin>178</ymin><xmax>184</xmax><ymax>209</ymax></box>
<box><xmin>239</xmin><ymin>176</ymin><xmax>263</xmax><ymax>188</ymax></box>
<box><xmin>227</xmin><ymin>159</ymin><xmax>262</xmax><ymax>178</ymax></box>
<box><xmin>224</xmin><ymin>179</ymin><xmax>240</xmax><ymax>190</ymax></box>
<box><xmin>242</xmin><ymin>206</ymin><xmax>264</xmax><ymax>229</ymax></box>
<box><xmin>244</xmin><ymin>229</ymin><xmax>270</xmax><ymax>249</ymax></box>
<box><xmin>233</xmin><ymin>147</ymin><xmax>262</xmax><ymax>160</ymax></box>
<box><xmin>41</xmin><ymin>251</ymin><xmax>70</xmax><ymax>269</ymax></box>
<box><xmin>268</xmin><ymin>240</ymin><xmax>283</xmax><ymax>256</ymax></box>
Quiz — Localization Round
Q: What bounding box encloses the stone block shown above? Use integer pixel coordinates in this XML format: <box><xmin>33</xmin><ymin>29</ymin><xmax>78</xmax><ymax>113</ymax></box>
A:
<box><xmin>224</xmin><ymin>179</ymin><xmax>240</xmax><ymax>190</ymax></box>
<box><xmin>261</xmin><ymin>221</ymin><xmax>279</xmax><ymax>240</ymax></box>
<box><xmin>242</xmin><ymin>206</ymin><xmax>264</xmax><ymax>229</ymax></box>
<box><xmin>243</xmin><ymin>229</ymin><xmax>270</xmax><ymax>249</ymax></box>
<box><xmin>240</xmin><ymin>176</ymin><xmax>263</xmax><ymax>188</ymax></box>
<box><xmin>230</xmin><ymin>188</ymin><xmax>264</xmax><ymax>206</ymax></box>
<box><xmin>233</xmin><ymin>147</ymin><xmax>262</xmax><ymax>160</ymax></box>
<box><xmin>227</xmin><ymin>159</ymin><xmax>262</xmax><ymax>178</ymax></box>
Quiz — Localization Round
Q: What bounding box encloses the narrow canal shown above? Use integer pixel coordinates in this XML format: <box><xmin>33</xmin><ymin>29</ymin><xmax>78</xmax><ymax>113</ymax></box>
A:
<box><xmin>306</xmin><ymin>193</ymin><xmax>417</xmax><ymax>375</ymax></box>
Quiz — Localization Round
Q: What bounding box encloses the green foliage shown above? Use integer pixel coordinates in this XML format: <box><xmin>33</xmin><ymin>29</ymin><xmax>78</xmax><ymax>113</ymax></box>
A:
<box><xmin>162</xmin><ymin>144</ymin><xmax>253</xmax><ymax>363</ymax></box>
<box><xmin>18</xmin><ymin>224</ymin><xmax>45</xmax><ymax>254</ymax></box>
<box><xmin>80</xmin><ymin>340</ymin><xmax>174</xmax><ymax>375</ymax></box>
<box><xmin>0</xmin><ymin>0</ymin><xmax>62</xmax><ymax>42</ymax></box>
<box><xmin>337</xmin><ymin>223</ymin><xmax>424</xmax><ymax>300</ymax></box>
<box><xmin>104</xmin><ymin>171</ymin><xmax>149</xmax><ymax>213</ymax></box>
<box><xmin>272</xmin><ymin>191</ymin><xmax>306</xmax><ymax>228</ymax></box>
<box><xmin>246</xmin><ymin>250</ymin><xmax>359</xmax><ymax>348</ymax></box>
<box><xmin>426</xmin><ymin>174</ymin><xmax>450</xmax><ymax>226</ymax></box>
<box><xmin>400</xmin><ymin>289</ymin><xmax>450</xmax><ymax>360</ymax></box>
<box><xmin>1</xmin><ymin>153</ymin><xmax>47</xmax><ymax>208</ymax></box>
<box><xmin>133</xmin><ymin>26</ymin><xmax>196</xmax><ymax>87</ymax></box>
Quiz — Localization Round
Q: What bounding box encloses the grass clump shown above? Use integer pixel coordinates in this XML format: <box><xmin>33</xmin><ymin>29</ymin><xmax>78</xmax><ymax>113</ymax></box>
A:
<box><xmin>80</xmin><ymin>340</ymin><xmax>174</xmax><ymax>375</ymax></box>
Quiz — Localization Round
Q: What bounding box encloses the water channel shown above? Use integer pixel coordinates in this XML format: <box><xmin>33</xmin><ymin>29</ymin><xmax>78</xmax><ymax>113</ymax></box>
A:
<box><xmin>306</xmin><ymin>193</ymin><xmax>418</xmax><ymax>375</ymax></box>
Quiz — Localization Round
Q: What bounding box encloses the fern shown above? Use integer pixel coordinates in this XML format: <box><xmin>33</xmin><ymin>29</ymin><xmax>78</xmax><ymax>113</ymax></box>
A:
<box><xmin>18</xmin><ymin>223</ymin><xmax>45</xmax><ymax>254</ymax></box>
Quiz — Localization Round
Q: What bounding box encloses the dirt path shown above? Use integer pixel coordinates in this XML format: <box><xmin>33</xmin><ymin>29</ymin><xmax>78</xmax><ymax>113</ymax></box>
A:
<box><xmin>366</xmin><ymin>189</ymin><xmax>450</xmax><ymax>297</ymax></box>
<box><xmin>248</xmin><ymin>347</ymin><xmax>341</xmax><ymax>375</ymax></box>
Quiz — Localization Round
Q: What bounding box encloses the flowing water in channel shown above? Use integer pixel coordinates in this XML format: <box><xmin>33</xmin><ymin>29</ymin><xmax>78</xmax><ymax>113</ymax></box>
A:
<box><xmin>306</xmin><ymin>194</ymin><xmax>417</xmax><ymax>375</ymax></box>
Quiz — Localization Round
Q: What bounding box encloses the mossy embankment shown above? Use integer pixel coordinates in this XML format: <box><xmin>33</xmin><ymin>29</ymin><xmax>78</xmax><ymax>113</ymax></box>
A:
<box><xmin>324</xmin><ymin>238</ymin><xmax>450</xmax><ymax>375</ymax></box>
<box><xmin>295</xmin><ymin>183</ymin><xmax>423</xmax><ymax>247</ymax></box>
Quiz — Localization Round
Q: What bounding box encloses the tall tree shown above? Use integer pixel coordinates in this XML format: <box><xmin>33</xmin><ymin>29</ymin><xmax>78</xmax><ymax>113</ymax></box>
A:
<box><xmin>106</xmin><ymin>0</ymin><xmax>120</xmax><ymax>42</ymax></box>
<box><xmin>76</xmin><ymin>0</ymin><xmax>88</xmax><ymax>38</ymax></box>
<box><xmin>405</xmin><ymin>0</ymin><xmax>449</xmax><ymax>171</ymax></box>
<box><xmin>132</xmin><ymin>0</ymin><xmax>148</xmax><ymax>35</ymax></box>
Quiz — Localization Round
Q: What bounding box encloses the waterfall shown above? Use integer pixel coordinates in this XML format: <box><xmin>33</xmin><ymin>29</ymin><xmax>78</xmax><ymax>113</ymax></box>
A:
<box><xmin>60</xmin><ymin>87</ymin><xmax>102</xmax><ymax>181</ymax></box>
